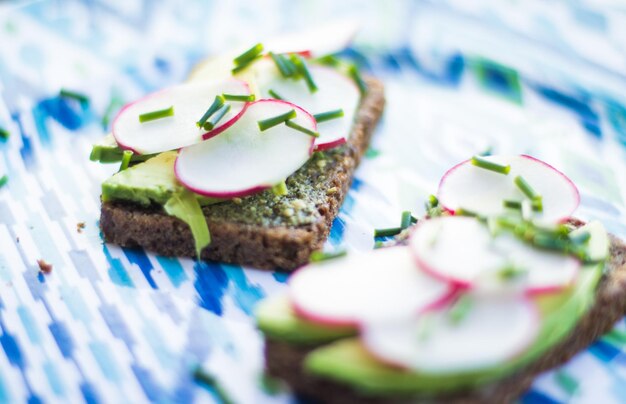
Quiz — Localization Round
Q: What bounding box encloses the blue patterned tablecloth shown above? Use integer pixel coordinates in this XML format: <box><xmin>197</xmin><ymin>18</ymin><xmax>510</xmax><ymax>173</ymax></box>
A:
<box><xmin>1</xmin><ymin>1</ymin><xmax>626</xmax><ymax>403</ymax></box>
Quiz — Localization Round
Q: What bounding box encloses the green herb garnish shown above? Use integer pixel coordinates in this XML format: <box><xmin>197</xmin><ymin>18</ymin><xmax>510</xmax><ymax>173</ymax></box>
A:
<box><xmin>448</xmin><ymin>295</ymin><xmax>472</xmax><ymax>325</ymax></box>
<box><xmin>425</xmin><ymin>194</ymin><xmax>443</xmax><ymax>218</ymax></box>
<box><xmin>310</xmin><ymin>249</ymin><xmax>347</xmax><ymax>262</ymax></box>
<box><xmin>267</xmin><ymin>89</ymin><xmax>285</xmax><ymax>101</ymax></box>
<box><xmin>455</xmin><ymin>208</ymin><xmax>481</xmax><ymax>218</ymax></box>
<box><xmin>0</xmin><ymin>128</ymin><xmax>9</xmax><ymax>140</ymax></box>
<box><xmin>197</xmin><ymin>95</ymin><xmax>225</xmax><ymax>128</ymax></box>
<box><xmin>374</xmin><ymin>227</ymin><xmax>403</xmax><ymax>237</ymax></box>
<box><xmin>315</xmin><ymin>54</ymin><xmax>341</xmax><ymax>67</ymax></box>
<box><xmin>233</xmin><ymin>43</ymin><xmax>264</xmax><ymax>65</ymax></box>
<box><xmin>59</xmin><ymin>88</ymin><xmax>89</xmax><ymax>105</ymax></box>
<box><xmin>347</xmin><ymin>63</ymin><xmax>367</xmax><ymax>94</ymax></box>
<box><xmin>138</xmin><ymin>106</ymin><xmax>174</xmax><ymax>123</ymax></box>
<box><xmin>569</xmin><ymin>231</ymin><xmax>591</xmax><ymax>245</ymax></box>
<box><xmin>271</xmin><ymin>181</ymin><xmax>288</xmax><ymax>196</ymax></box>
<box><xmin>401</xmin><ymin>211</ymin><xmax>413</xmax><ymax>229</ymax></box>
<box><xmin>290</xmin><ymin>54</ymin><xmax>318</xmax><ymax>93</ymax></box>
<box><xmin>203</xmin><ymin>104</ymin><xmax>231</xmax><ymax>131</ymax></box>
<box><xmin>470</xmin><ymin>155</ymin><xmax>510</xmax><ymax>175</ymax></box>
<box><xmin>193</xmin><ymin>367</ymin><xmax>233</xmax><ymax>404</ymax></box>
<box><xmin>258</xmin><ymin>109</ymin><xmax>297</xmax><ymax>131</ymax></box>
<box><xmin>313</xmin><ymin>109</ymin><xmax>344</xmax><ymax>123</ymax></box>
<box><xmin>269</xmin><ymin>52</ymin><xmax>297</xmax><ymax>78</ymax></box>
<box><xmin>503</xmin><ymin>199</ymin><xmax>542</xmax><ymax>211</ymax></box>
<box><xmin>0</xmin><ymin>175</ymin><xmax>8</xmax><ymax>188</ymax></box>
<box><xmin>285</xmin><ymin>120</ymin><xmax>319</xmax><ymax>137</ymax></box>
<box><xmin>118</xmin><ymin>150</ymin><xmax>133</xmax><ymax>172</ymax></box>
<box><xmin>514</xmin><ymin>175</ymin><xmax>540</xmax><ymax>200</ymax></box>
<box><xmin>498</xmin><ymin>265</ymin><xmax>526</xmax><ymax>280</ymax></box>
<box><xmin>222</xmin><ymin>93</ymin><xmax>255</xmax><ymax>102</ymax></box>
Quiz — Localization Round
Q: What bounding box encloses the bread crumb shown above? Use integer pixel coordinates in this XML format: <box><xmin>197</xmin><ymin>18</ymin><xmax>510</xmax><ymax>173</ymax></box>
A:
<box><xmin>37</xmin><ymin>259</ymin><xmax>53</xmax><ymax>274</ymax></box>
<box><xmin>326</xmin><ymin>187</ymin><xmax>338</xmax><ymax>195</ymax></box>
<box><xmin>77</xmin><ymin>222</ymin><xmax>86</xmax><ymax>233</ymax></box>
<box><xmin>232</xmin><ymin>198</ymin><xmax>242</xmax><ymax>205</ymax></box>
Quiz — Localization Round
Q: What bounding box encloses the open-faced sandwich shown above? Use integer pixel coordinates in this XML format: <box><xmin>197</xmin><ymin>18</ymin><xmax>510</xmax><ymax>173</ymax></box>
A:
<box><xmin>90</xmin><ymin>38</ymin><xmax>385</xmax><ymax>270</ymax></box>
<box><xmin>256</xmin><ymin>154</ymin><xmax>626</xmax><ymax>402</ymax></box>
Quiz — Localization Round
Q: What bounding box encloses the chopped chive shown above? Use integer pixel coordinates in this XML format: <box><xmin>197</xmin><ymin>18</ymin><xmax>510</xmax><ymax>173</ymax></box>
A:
<box><xmin>374</xmin><ymin>227</ymin><xmax>403</xmax><ymax>237</ymax></box>
<box><xmin>532</xmin><ymin>233</ymin><xmax>570</xmax><ymax>253</ymax></box>
<box><xmin>193</xmin><ymin>367</ymin><xmax>234</xmax><ymax>404</ymax></box>
<box><xmin>59</xmin><ymin>88</ymin><xmax>89</xmax><ymax>105</ymax></box>
<box><xmin>569</xmin><ymin>231</ymin><xmax>591</xmax><ymax>245</ymax></box>
<box><xmin>313</xmin><ymin>109</ymin><xmax>344</xmax><ymax>123</ymax></box>
<box><xmin>315</xmin><ymin>54</ymin><xmax>341</xmax><ymax>67</ymax></box>
<box><xmin>197</xmin><ymin>95</ymin><xmax>225</xmax><ymax>128</ymax></box>
<box><xmin>411</xmin><ymin>215</ymin><xmax>418</xmax><ymax>224</ymax></box>
<box><xmin>258</xmin><ymin>109</ymin><xmax>297</xmax><ymax>131</ymax></box>
<box><xmin>203</xmin><ymin>104</ymin><xmax>231</xmax><ymax>131</ymax></box>
<box><xmin>400</xmin><ymin>211</ymin><xmax>412</xmax><ymax>229</ymax></box>
<box><xmin>0</xmin><ymin>175</ymin><xmax>8</xmax><ymax>188</ymax></box>
<box><xmin>498</xmin><ymin>265</ymin><xmax>526</xmax><ymax>280</ymax></box>
<box><xmin>503</xmin><ymin>199</ymin><xmax>542</xmax><ymax>212</ymax></box>
<box><xmin>269</xmin><ymin>52</ymin><xmax>296</xmax><ymax>77</ymax></box>
<box><xmin>0</xmin><ymin>128</ymin><xmax>9</xmax><ymax>140</ymax></box>
<box><xmin>448</xmin><ymin>295</ymin><xmax>472</xmax><ymax>325</ymax></box>
<box><xmin>455</xmin><ymin>208</ymin><xmax>480</xmax><ymax>217</ymax></box>
<box><xmin>222</xmin><ymin>93</ymin><xmax>255</xmax><ymax>102</ymax></box>
<box><xmin>267</xmin><ymin>89</ymin><xmax>285</xmax><ymax>101</ymax></box>
<box><xmin>232</xmin><ymin>56</ymin><xmax>263</xmax><ymax>74</ymax></box>
<box><xmin>139</xmin><ymin>106</ymin><xmax>174</xmax><ymax>123</ymax></box>
<box><xmin>428</xmin><ymin>194</ymin><xmax>439</xmax><ymax>207</ymax></box>
<box><xmin>118</xmin><ymin>150</ymin><xmax>133</xmax><ymax>172</ymax></box>
<box><xmin>347</xmin><ymin>63</ymin><xmax>367</xmax><ymax>94</ymax></box>
<box><xmin>285</xmin><ymin>120</ymin><xmax>319</xmax><ymax>137</ymax></box>
<box><xmin>514</xmin><ymin>175</ymin><xmax>540</xmax><ymax>200</ymax></box>
<box><xmin>290</xmin><ymin>54</ymin><xmax>318</xmax><ymax>93</ymax></box>
<box><xmin>233</xmin><ymin>43</ymin><xmax>264</xmax><ymax>66</ymax></box>
<box><xmin>470</xmin><ymin>155</ymin><xmax>510</xmax><ymax>175</ymax></box>
<box><xmin>271</xmin><ymin>181</ymin><xmax>288</xmax><ymax>196</ymax></box>
<box><xmin>310</xmin><ymin>249</ymin><xmax>347</xmax><ymax>262</ymax></box>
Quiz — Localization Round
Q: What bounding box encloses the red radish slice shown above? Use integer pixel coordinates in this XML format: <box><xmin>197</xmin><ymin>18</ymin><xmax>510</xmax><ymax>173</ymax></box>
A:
<box><xmin>175</xmin><ymin>99</ymin><xmax>315</xmax><ymax>198</ymax></box>
<box><xmin>409</xmin><ymin>217</ymin><xmax>580</xmax><ymax>294</ymax></box>
<box><xmin>255</xmin><ymin>60</ymin><xmax>360</xmax><ymax>150</ymax></box>
<box><xmin>289</xmin><ymin>247</ymin><xmax>454</xmax><ymax>327</ymax></box>
<box><xmin>113</xmin><ymin>80</ymin><xmax>250</xmax><ymax>154</ymax></box>
<box><xmin>437</xmin><ymin>155</ymin><xmax>579</xmax><ymax>223</ymax></box>
<box><xmin>361</xmin><ymin>295</ymin><xmax>539</xmax><ymax>373</ymax></box>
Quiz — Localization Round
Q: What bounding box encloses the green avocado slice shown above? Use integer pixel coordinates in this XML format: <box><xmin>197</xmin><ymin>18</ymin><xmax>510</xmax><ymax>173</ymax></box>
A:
<box><xmin>90</xmin><ymin>134</ymin><xmax>155</xmax><ymax>164</ymax></box>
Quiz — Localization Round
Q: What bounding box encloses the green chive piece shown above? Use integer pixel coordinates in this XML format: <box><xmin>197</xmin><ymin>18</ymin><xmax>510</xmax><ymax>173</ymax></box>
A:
<box><xmin>374</xmin><ymin>227</ymin><xmax>403</xmax><ymax>237</ymax></box>
<box><xmin>203</xmin><ymin>104</ymin><xmax>231</xmax><ymax>131</ymax></box>
<box><xmin>532</xmin><ymin>233</ymin><xmax>570</xmax><ymax>253</ymax></box>
<box><xmin>498</xmin><ymin>265</ymin><xmax>526</xmax><ymax>280</ymax></box>
<box><xmin>59</xmin><ymin>88</ymin><xmax>89</xmax><ymax>105</ymax></box>
<box><xmin>231</xmin><ymin>56</ymin><xmax>263</xmax><ymax>74</ymax></box>
<box><xmin>448</xmin><ymin>295</ymin><xmax>472</xmax><ymax>325</ymax></box>
<box><xmin>285</xmin><ymin>120</ymin><xmax>319</xmax><ymax>137</ymax></box>
<box><xmin>197</xmin><ymin>95</ymin><xmax>225</xmax><ymax>128</ymax></box>
<box><xmin>0</xmin><ymin>128</ymin><xmax>9</xmax><ymax>140</ymax></box>
<box><xmin>428</xmin><ymin>195</ymin><xmax>439</xmax><ymax>207</ymax></box>
<box><xmin>400</xmin><ymin>211</ymin><xmax>412</xmax><ymax>229</ymax></box>
<box><xmin>470</xmin><ymin>155</ymin><xmax>510</xmax><ymax>175</ymax></box>
<box><xmin>570</xmin><ymin>231</ymin><xmax>591</xmax><ymax>245</ymax></box>
<box><xmin>290</xmin><ymin>54</ymin><xmax>318</xmax><ymax>93</ymax></box>
<box><xmin>455</xmin><ymin>208</ymin><xmax>480</xmax><ymax>218</ymax></box>
<box><xmin>193</xmin><ymin>367</ymin><xmax>234</xmax><ymax>404</ymax></box>
<box><xmin>347</xmin><ymin>63</ymin><xmax>367</xmax><ymax>94</ymax></box>
<box><xmin>139</xmin><ymin>106</ymin><xmax>174</xmax><ymax>123</ymax></box>
<box><xmin>514</xmin><ymin>175</ymin><xmax>540</xmax><ymax>200</ymax></box>
<box><xmin>411</xmin><ymin>215</ymin><xmax>418</xmax><ymax>224</ymax></box>
<box><xmin>503</xmin><ymin>199</ymin><xmax>542</xmax><ymax>212</ymax></box>
<box><xmin>0</xmin><ymin>175</ymin><xmax>8</xmax><ymax>188</ymax></box>
<box><xmin>310</xmin><ymin>249</ymin><xmax>347</xmax><ymax>262</ymax></box>
<box><xmin>315</xmin><ymin>54</ymin><xmax>341</xmax><ymax>67</ymax></box>
<box><xmin>118</xmin><ymin>150</ymin><xmax>133</xmax><ymax>172</ymax></box>
<box><xmin>258</xmin><ymin>109</ymin><xmax>297</xmax><ymax>131</ymax></box>
<box><xmin>233</xmin><ymin>43</ymin><xmax>264</xmax><ymax>66</ymax></box>
<box><xmin>313</xmin><ymin>109</ymin><xmax>344</xmax><ymax>123</ymax></box>
<box><xmin>268</xmin><ymin>89</ymin><xmax>285</xmax><ymax>101</ymax></box>
<box><xmin>222</xmin><ymin>93</ymin><xmax>255</xmax><ymax>102</ymax></box>
<box><xmin>271</xmin><ymin>181</ymin><xmax>288</xmax><ymax>196</ymax></box>
<box><xmin>269</xmin><ymin>52</ymin><xmax>296</xmax><ymax>77</ymax></box>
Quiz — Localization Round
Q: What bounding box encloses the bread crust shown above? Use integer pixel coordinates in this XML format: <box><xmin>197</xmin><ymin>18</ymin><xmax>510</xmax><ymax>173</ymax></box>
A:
<box><xmin>100</xmin><ymin>78</ymin><xmax>385</xmax><ymax>270</ymax></box>
<box><xmin>263</xmin><ymin>229</ymin><xmax>626</xmax><ymax>402</ymax></box>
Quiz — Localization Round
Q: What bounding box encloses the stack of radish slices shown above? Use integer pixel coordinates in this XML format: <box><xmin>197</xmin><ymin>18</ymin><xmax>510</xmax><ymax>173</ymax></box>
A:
<box><xmin>287</xmin><ymin>155</ymin><xmax>608</xmax><ymax>373</ymax></box>
<box><xmin>110</xmin><ymin>49</ymin><xmax>361</xmax><ymax>198</ymax></box>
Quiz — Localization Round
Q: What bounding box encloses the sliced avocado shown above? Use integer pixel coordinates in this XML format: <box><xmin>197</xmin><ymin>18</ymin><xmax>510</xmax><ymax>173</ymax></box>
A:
<box><xmin>255</xmin><ymin>295</ymin><xmax>356</xmax><ymax>345</ymax></box>
<box><xmin>90</xmin><ymin>134</ymin><xmax>155</xmax><ymax>164</ymax></box>
<box><xmin>102</xmin><ymin>151</ymin><xmax>223</xmax><ymax>207</ymax></box>
<box><xmin>300</xmin><ymin>222</ymin><xmax>608</xmax><ymax>395</ymax></box>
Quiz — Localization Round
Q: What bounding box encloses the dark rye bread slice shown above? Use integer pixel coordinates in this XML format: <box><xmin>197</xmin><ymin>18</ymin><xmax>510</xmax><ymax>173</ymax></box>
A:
<box><xmin>100</xmin><ymin>78</ymin><xmax>385</xmax><ymax>270</ymax></box>
<box><xmin>263</xmin><ymin>224</ymin><xmax>626</xmax><ymax>403</ymax></box>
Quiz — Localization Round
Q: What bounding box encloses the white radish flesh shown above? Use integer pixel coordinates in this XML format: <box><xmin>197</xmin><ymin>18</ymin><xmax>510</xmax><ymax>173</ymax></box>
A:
<box><xmin>361</xmin><ymin>295</ymin><xmax>539</xmax><ymax>373</ymax></box>
<box><xmin>437</xmin><ymin>155</ymin><xmax>579</xmax><ymax>223</ymax></box>
<box><xmin>409</xmin><ymin>216</ymin><xmax>580</xmax><ymax>294</ymax></box>
<box><xmin>289</xmin><ymin>247</ymin><xmax>454</xmax><ymax>326</ymax></box>
<box><xmin>175</xmin><ymin>99</ymin><xmax>315</xmax><ymax>198</ymax></box>
<box><xmin>113</xmin><ymin>80</ymin><xmax>250</xmax><ymax>154</ymax></box>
